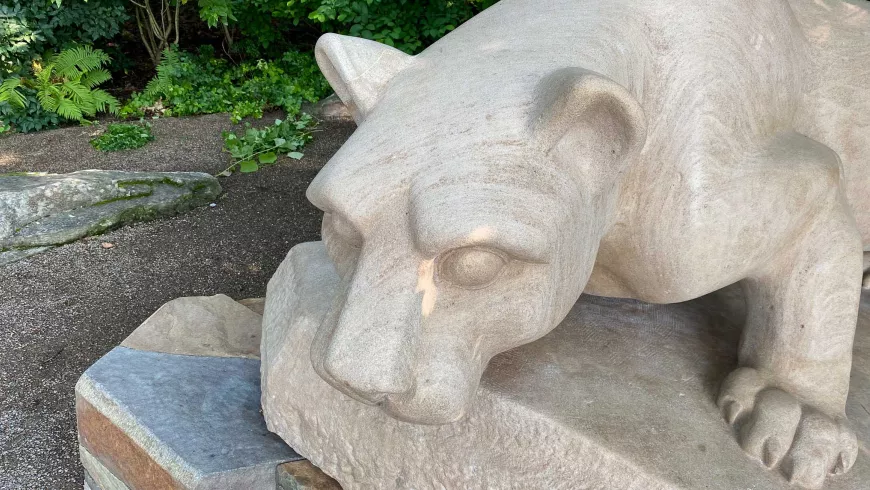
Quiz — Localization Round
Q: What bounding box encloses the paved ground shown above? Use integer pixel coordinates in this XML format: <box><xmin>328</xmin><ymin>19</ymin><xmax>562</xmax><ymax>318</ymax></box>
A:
<box><xmin>0</xmin><ymin>115</ymin><xmax>356</xmax><ymax>489</ymax></box>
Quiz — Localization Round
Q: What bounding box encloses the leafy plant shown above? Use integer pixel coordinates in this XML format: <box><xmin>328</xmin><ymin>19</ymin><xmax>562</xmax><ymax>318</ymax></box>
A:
<box><xmin>0</xmin><ymin>85</ymin><xmax>60</xmax><ymax>132</ymax></box>
<box><xmin>1</xmin><ymin>0</ymin><xmax>128</xmax><ymax>78</ymax></box>
<box><xmin>0</xmin><ymin>45</ymin><xmax>119</xmax><ymax>123</ymax></box>
<box><xmin>223</xmin><ymin>0</ymin><xmax>496</xmax><ymax>57</ymax></box>
<box><xmin>219</xmin><ymin>115</ymin><xmax>313</xmax><ymax>175</ymax></box>
<box><xmin>123</xmin><ymin>47</ymin><xmax>330</xmax><ymax>122</ymax></box>
<box><xmin>305</xmin><ymin>0</ymin><xmax>497</xmax><ymax>53</ymax></box>
<box><xmin>90</xmin><ymin>121</ymin><xmax>155</xmax><ymax>151</ymax></box>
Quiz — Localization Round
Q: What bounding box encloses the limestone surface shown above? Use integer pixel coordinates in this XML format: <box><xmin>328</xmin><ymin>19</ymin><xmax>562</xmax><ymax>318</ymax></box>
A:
<box><xmin>77</xmin><ymin>347</ymin><xmax>301</xmax><ymax>489</ymax></box>
<box><xmin>0</xmin><ymin>170</ymin><xmax>220</xmax><ymax>265</ymax></box>
<box><xmin>276</xmin><ymin>0</ymin><xmax>870</xmax><ymax>487</ymax></box>
<box><xmin>121</xmin><ymin>294</ymin><xmax>262</xmax><ymax>359</ymax></box>
<box><xmin>262</xmin><ymin>242</ymin><xmax>870</xmax><ymax>489</ymax></box>
<box><xmin>277</xmin><ymin>461</ymin><xmax>342</xmax><ymax>490</ymax></box>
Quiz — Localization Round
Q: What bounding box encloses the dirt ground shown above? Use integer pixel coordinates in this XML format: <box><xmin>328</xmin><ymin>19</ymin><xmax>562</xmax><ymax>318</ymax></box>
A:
<box><xmin>0</xmin><ymin>115</ymin><xmax>356</xmax><ymax>489</ymax></box>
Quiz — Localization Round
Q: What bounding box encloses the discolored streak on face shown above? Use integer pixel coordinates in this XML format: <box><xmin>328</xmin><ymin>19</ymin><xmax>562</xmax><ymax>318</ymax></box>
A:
<box><xmin>416</xmin><ymin>258</ymin><xmax>438</xmax><ymax>317</ymax></box>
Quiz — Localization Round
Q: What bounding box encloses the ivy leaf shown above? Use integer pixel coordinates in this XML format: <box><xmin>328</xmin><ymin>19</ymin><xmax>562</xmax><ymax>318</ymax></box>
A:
<box><xmin>287</xmin><ymin>152</ymin><xmax>303</xmax><ymax>160</ymax></box>
<box><xmin>239</xmin><ymin>160</ymin><xmax>258</xmax><ymax>173</ymax></box>
<box><xmin>258</xmin><ymin>152</ymin><xmax>277</xmax><ymax>164</ymax></box>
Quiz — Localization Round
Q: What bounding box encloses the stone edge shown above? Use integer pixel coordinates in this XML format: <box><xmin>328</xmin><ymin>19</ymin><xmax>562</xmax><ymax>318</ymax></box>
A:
<box><xmin>76</xmin><ymin>366</ymin><xmax>201</xmax><ymax>488</ymax></box>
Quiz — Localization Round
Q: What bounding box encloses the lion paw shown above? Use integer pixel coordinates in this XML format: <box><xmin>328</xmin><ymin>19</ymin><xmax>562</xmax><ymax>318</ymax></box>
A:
<box><xmin>717</xmin><ymin>367</ymin><xmax>858</xmax><ymax>489</ymax></box>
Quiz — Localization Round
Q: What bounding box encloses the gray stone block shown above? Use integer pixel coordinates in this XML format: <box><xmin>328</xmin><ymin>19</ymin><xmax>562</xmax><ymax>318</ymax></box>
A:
<box><xmin>76</xmin><ymin>347</ymin><xmax>301</xmax><ymax>489</ymax></box>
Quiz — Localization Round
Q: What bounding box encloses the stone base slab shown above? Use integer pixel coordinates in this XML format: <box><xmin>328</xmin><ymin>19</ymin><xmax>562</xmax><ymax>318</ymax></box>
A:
<box><xmin>75</xmin><ymin>294</ymin><xmax>341</xmax><ymax>489</ymax></box>
<box><xmin>261</xmin><ymin>242</ymin><xmax>870</xmax><ymax>489</ymax></box>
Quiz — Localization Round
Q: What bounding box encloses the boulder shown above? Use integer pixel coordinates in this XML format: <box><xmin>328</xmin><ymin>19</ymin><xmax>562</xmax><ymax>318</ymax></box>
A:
<box><xmin>0</xmin><ymin>170</ymin><xmax>220</xmax><ymax>265</ymax></box>
<box><xmin>121</xmin><ymin>294</ymin><xmax>262</xmax><ymax>359</ymax></box>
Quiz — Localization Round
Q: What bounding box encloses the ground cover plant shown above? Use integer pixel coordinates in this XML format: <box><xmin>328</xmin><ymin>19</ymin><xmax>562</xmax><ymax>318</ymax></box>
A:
<box><xmin>219</xmin><ymin>116</ymin><xmax>312</xmax><ymax>175</ymax></box>
<box><xmin>121</xmin><ymin>47</ymin><xmax>331</xmax><ymax>123</ymax></box>
<box><xmin>90</xmin><ymin>121</ymin><xmax>155</xmax><ymax>151</ymax></box>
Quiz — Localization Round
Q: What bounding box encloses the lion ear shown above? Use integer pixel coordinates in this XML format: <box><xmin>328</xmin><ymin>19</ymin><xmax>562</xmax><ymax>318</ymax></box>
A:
<box><xmin>532</xmin><ymin>68</ymin><xmax>646</xmax><ymax>183</ymax></box>
<box><xmin>315</xmin><ymin>34</ymin><xmax>414</xmax><ymax>124</ymax></box>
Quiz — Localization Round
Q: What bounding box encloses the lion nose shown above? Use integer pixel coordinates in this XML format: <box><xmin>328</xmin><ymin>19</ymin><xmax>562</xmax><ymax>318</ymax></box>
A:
<box><xmin>322</xmin><ymin>267</ymin><xmax>421</xmax><ymax>399</ymax></box>
<box><xmin>323</xmin><ymin>311</ymin><xmax>418</xmax><ymax>397</ymax></box>
<box><xmin>324</xmin><ymin>343</ymin><xmax>415</xmax><ymax>399</ymax></box>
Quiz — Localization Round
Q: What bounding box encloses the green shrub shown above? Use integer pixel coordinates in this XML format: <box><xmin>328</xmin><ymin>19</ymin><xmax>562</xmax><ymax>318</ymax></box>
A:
<box><xmin>90</xmin><ymin>122</ymin><xmax>155</xmax><ymax>151</ymax></box>
<box><xmin>0</xmin><ymin>0</ymin><xmax>128</xmax><ymax>77</ymax></box>
<box><xmin>219</xmin><ymin>115</ymin><xmax>313</xmax><ymax>175</ymax></box>
<box><xmin>303</xmin><ymin>0</ymin><xmax>498</xmax><ymax>53</ymax></box>
<box><xmin>122</xmin><ymin>47</ymin><xmax>331</xmax><ymax>123</ymax></box>
<box><xmin>195</xmin><ymin>0</ymin><xmax>497</xmax><ymax>58</ymax></box>
<box><xmin>0</xmin><ymin>45</ymin><xmax>119</xmax><ymax>125</ymax></box>
<box><xmin>0</xmin><ymin>85</ymin><xmax>60</xmax><ymax>133</ymax></box>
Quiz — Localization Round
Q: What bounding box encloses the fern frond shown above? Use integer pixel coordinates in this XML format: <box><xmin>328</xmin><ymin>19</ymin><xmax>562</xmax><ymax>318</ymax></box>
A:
<box><xmin>62</xmin><ymin>80</ymin><xmax>91</xmax><ymax>105</ymax></box>
<box><xmin>37</xmin><ymin>89</ymin><xmax>60</xmax><ymax>112</ymax></box>
<box><xmin>0</xmin><ymin>78</ymin><xmax>26</xmax><ymax>108</ymax></box>
<box><xmin>54</xmin><ymin>46</ymin><xmax>110</xmax><ymax>79</ymax></box>
<box><xmin>34</xmin><ymin>65</ymin><xmax>54</xmax><ymax>87</ymax></box>
<box><xmin>80</xmin><ymin>69</ymin><xmax>111</xmax><ymax>89</ymax></box>
<box><xmin>161</xmin><ymin>47</ymin><xmax>181</xmax><ymax>67</ymax></box>
<box><xmin>144</xmin><ymin>49</ymin><xmax>181</xmax><ymax>98</ymax></box>
<box><xmin>90</xmin><ymin>89</ymin><xmax>120</xmax><ymax>115</ymax></box>
<box><xmin>143</xmin><ymin>77</ymin><xmax>162</xmax><ymax>98</ymax></box>
<box><xmin>55</xmin><ymin>97</ymin><xmax>84</xmax><ymax>121</ymax></box>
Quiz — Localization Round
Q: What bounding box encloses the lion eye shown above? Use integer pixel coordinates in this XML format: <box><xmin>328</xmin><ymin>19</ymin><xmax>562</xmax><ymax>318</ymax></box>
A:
<box><xmin>438</xmin><ymin>247</ymin><xmax>507</xmax><ymax>289</ymax></box>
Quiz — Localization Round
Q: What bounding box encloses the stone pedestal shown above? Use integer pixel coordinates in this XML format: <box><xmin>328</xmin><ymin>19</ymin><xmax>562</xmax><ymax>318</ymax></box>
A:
<box><xmin>75</xmin><ymin>294</ymin><xmax>340</xmax><ymax>490</ymax></box>
<box><xmin>261</xmin><ymin>242</ymin><xmax>870</xmax><ymax>489</ymax></box>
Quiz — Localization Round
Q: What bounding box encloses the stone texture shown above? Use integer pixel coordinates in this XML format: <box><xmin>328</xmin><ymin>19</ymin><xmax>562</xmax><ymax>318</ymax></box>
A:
<box><xmin>0</xmin><ymin>170</ymin><xmax>220</xmax><ymax>265</ymax></box>
<box><xmin>239</xmin><ymin>297</ymin><xmax>267</xmax><ymax>315</ymax></box>
<box><xmin>269</xmin><ymin>1</ymin><xmax>870</xmax><ymax>486</ymax></box>
<box><xmin>121</xmin><ymin>294</ymin><xmax>262</xmax><ymax>359</ymax></box>
<box><xmin>80</xmin><ymin>445</ymin><xmax>133</xmax><ymax>490</ymax></box>
<box><xmin>77</xmin><ymin>347</ymin><xmax>301</xmax><ymax>489</ymax></box>
<box><xmin>262</xmin><ymin>242</ymin><xmax>870</xmax><ymax>489</ymax></box>
<box><xmin>277</xmin><ymin>461</ymin><xmax>342</xmax><ymax>490</ymax></box>
<box><xmin>302</xmin><ymin>94</ymin><xmax>353</xmax><ymax>123</ymax></box>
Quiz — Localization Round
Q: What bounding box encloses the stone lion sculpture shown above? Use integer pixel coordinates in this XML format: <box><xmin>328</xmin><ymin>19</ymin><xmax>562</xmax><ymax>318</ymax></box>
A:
<box><xmin>293</xmin><ymin>0</ymin><xmax>869</xmax><ymax>487</ymax></box>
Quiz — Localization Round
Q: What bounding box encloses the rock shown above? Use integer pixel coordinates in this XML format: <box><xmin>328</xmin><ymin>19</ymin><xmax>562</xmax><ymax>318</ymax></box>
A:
<box><xmin>76</xmin><ymin>347</ymin><xmax>301</xmax><ymax>489</ymax></box>
<box><xmin>121</xmin><ymin>294</ymin><xmax>262</xmax><ymax>359</ymax></box>
<box><xmin>277</xmin><ymin>461</ymin><xmax>342</xmax><ymax>490</ymax></box>
<box><xmin>0</xmin><ymin>170</ymin><xmax>220</xmax><ymax>265</ymax></box>
<box><xmin>238</xmin><ymin>297</ymin><xmax>267</xmax><ymax>315</ymax></box>
<box><xmin>0</xmin><ymin>245</ymin><xmax>53</xmax><ymax>265</ymax></box>
<box><xmin>302</xmin><ymin>93</ymin><xmax>353</xmax><ymax>122</ymax></box>
<box><xmin>80</xmin><ymin>446</ymin><xmax>129</xmax><ymax>490</ymax></box>
<box><xmin>260</xmin><ymin>242</ymin><xmax>870</xmax><ymax>489</ymax></box>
